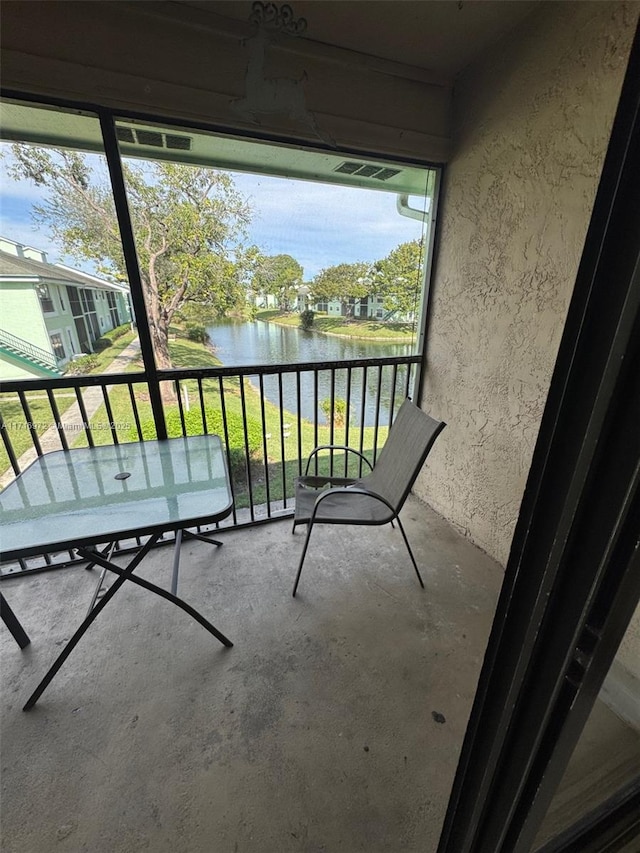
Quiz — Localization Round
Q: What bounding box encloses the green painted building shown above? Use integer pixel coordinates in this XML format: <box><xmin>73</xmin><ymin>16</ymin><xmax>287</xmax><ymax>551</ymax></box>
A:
<box><xmin>0</xmin><ymin>238</ymin><xmax>131</xmax><ymax>380</ymax></box>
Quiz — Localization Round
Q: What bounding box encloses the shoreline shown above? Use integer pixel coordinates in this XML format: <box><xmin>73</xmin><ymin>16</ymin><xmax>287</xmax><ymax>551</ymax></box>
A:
<box><xmin>255</xmin><ymin>315</ymin><xmax>414</xmax><ymax>344</ymax></box>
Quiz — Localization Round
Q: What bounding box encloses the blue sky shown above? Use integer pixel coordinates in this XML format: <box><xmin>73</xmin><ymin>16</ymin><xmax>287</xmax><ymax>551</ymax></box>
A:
<box><xmin>231</xmin><ymin>172</ymin><xmax>426</xmax><ymax>278</ymax></box>
<box><xmin>0</xmin><ymin>147</ymin><xmax>426</xmax><ymax>280</ymax></box>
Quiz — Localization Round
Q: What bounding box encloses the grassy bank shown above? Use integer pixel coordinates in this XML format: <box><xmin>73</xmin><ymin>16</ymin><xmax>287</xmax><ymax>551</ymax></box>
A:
<box><xmin>75</xmin><ymin>335</ymin><xmax>384</xmax><ymax>509</ymax></box>
<box><xmin>255</xmin><ymin>309</ymin><xmax>415</xmax><ymax>342</ymax></box>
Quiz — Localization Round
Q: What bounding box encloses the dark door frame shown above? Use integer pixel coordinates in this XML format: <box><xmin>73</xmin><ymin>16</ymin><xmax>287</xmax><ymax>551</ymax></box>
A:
<box><xmin>437</xmin><ymin>21</ymin><xmax>640</xmax><ymax>853</ymax></box>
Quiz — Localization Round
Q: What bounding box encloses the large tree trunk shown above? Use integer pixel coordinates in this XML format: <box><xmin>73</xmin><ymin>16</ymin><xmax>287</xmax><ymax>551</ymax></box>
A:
<box><xmin>151</xmin><ymin>318</ymin><xmax>172</xmax><ymax>371</ymax></box>
<box><xmin>143</xmin><ymin>265</ymin><xmax>177</xmax><ymax>401</ymax></box>
<box><xmin>148</xmin><ymin>312</ymin><xmax>176</xmax><ymax>402</ymax></box>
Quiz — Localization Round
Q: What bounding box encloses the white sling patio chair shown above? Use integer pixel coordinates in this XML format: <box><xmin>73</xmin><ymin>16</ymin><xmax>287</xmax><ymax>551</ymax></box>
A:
<box><xmin>291</xmin><ymin>397</ymin><xmax>445</xmax><ymax>596</ymax></box>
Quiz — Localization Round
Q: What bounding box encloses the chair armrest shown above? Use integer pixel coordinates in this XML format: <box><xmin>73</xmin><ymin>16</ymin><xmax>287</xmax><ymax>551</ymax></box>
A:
<box><xmin>304</xmin><ymin>445</ymin><xmax>374</xmax><ymax>476</ymax></box>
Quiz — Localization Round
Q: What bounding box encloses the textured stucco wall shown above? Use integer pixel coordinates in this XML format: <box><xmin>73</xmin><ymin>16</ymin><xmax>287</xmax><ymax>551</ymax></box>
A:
<box><xmin>416</xmin><ymin>1</ymin><xmax>638</xmax><ymax>568</ymax></box>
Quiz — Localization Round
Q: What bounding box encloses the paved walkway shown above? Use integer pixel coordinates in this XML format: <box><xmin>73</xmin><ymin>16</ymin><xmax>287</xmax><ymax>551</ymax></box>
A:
<box><xmin>1</xmin><ymin>338</ymin><xmax>141</xmax><ymax>489</ymax></box>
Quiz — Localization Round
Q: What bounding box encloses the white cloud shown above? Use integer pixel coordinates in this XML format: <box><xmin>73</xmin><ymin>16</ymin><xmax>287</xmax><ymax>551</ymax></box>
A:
<box><xmin>232</xmin><ymin>172</ymin><xmax>425</xmax><ymax>277</ymax></box>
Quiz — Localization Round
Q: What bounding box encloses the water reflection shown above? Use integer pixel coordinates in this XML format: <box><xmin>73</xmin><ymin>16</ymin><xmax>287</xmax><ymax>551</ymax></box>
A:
<box><xmin>206</xmin><ymin>319</ymin><xmax>415</xmax><ymax>425</ymax></box>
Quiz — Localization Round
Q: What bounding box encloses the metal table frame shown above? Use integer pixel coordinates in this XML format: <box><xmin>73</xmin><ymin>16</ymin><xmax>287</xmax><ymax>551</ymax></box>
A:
<box><xmin>1</xmin><ymin>592</ymin><xmax>31</xmax><ymax>649</ymax></box>
<box><xmin>0</xmin><ymin>436</ymin><xmax>235</xmax><ymax>711</ymax></box>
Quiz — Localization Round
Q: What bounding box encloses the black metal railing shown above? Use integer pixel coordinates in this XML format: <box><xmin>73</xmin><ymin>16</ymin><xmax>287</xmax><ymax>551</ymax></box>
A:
<box><xmin>0</xmin><ymin>354</ymin><xmax>420</xmax><ymax>576</ymax></box>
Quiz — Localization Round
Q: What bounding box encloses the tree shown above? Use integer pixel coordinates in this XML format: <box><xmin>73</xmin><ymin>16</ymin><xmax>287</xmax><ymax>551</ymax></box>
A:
<box><xmin>7</xmin><ymin>145</ymin><xmax>252</xmax><ymax>371</ymax></box>
<box><xmin>371</xmin><ymin>240</ymin><xmax>423</xmax><ymax>319</ymax></box>
<box><xmin>311</xmin><ymin>262</ymin><xmax>370</xmax><ymax>318</ymax></box>
<box><xmin>299</xmin><ymin>309</ymin><xmax>315</xmax><ymax>330</ymax></box>
<box><xmin>250</xmin><ymin>252</ymin><xmax>303</xmax><ymax>311</ymax></box>
<box><xmin>320</xmin><ymin>397</ymin><xmax>348</xmax><ymax>427</ymax></box>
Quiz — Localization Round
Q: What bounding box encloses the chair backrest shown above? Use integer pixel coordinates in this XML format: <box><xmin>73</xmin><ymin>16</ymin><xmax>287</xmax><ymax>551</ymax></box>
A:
<box><xmin>361</xmin><ymin>398</ymin><xmax>445</xmax><ymax>513</ymax></box>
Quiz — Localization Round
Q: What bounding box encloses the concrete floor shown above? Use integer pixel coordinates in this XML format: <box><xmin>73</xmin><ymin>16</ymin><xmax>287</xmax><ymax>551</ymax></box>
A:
<box><xmin>1</xmin><ymin>497</ymin><xmax>506</xmax><ymax>853</ymax></box>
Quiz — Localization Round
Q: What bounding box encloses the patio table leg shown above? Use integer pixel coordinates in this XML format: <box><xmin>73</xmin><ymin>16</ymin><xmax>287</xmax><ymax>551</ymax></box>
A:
<box><xmin>23</xmin><ymin>530</ymin><xmax>233</xmax><ymax>711</ymax></box>
<box><xmin>1</xmin><ymin>593</ymin><xmax>31</xmax><ymax>649</ymax></box>
<box><xmin>171</xmin><ymin>529</ymin><xmax>183</xmax><ymax>595</ymax></box>
<box><xmin>171</xmin><ymin>528</ymin><xmax>224</xmax><ymax>595</ymax></box>
<box><xmin>86</xmin><ymin>541</ymin><xmax>117</xmax><ymax>616</ymax></box>
<box><xmin>23</xmin><ymin>533</ymin><xmax>162</xmax><ymax>711</ymax></box>
<box><xmin>82</xmin><ymin>547</ymin><xmax>234</xmax><ymax>650</ymax></box>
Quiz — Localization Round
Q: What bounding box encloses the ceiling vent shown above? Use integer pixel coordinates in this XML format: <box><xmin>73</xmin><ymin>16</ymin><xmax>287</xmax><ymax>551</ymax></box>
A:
<box><xmin>115</xmin><ymin>126</ymin><xmax>135</xmax><ymax>144</ymax></box>
<box><xmin>135</xmin><ymin>130</ymin><xmax>163</xmax><ymax>147</ymax></box>
<box><xmin>334</xmin><ymin>161</ymin><xmax>401</xmax><ymax>181</ymax></box>
<box><xmin>165</xmin><ymin>134</ymin><xmax>192</xmax><ymax>151</ymax></box>
<box><xmin>116</xmin><ymin>126</ymin><xmax>192</xmax><ymax>152</ymax></box>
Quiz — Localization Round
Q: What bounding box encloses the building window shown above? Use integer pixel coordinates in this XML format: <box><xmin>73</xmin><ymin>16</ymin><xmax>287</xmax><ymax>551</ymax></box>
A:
<box><xmin>80</xmin><ymin>289</ymin><xmax>100</xmax><ymax>340</ymax></box>
<box><xmin>37</xmin><ymin>283</ymin><xmax>55</xmax><ymax>313</ymax></box>
<box><xmin>58</xmin><ymin>289</ymin><xmax>66</xmax><ymax>311</ymax></box>
<box><xmin>49</xmin><ymin>332</ymin><xmax>65</xmax><ymax>360</ymax></box>
<box><xmin>107</xmin><ymin>291</ymin><xmax>120</xmax><ymax>326</ymax></box>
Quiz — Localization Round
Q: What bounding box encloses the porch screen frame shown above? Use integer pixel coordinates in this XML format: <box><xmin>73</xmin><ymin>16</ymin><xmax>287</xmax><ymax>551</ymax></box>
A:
<box><xmin>1</xmin><ymin>89</ymin><xmax>440</xmax><ymax>413</ymax></box>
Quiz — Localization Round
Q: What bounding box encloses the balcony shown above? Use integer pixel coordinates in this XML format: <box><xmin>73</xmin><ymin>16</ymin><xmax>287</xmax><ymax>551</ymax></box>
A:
<box><xmin>1</xmin><ymin>494</ymin><xmax>504</xmax><ymax>852</ymax></box>
<box><xmin>1</xmin><ymin>2</ymin><xmax>639</xmax><ymax>847</ymax></box>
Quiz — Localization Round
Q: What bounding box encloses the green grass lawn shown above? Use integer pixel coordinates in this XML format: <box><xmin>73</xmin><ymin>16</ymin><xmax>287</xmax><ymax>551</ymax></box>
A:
<box><xmin>64</xmin><ymin>328</ymin><xmax>138</xmax><ymax>375</ymax></box>
<box><xmin>75</xmin><ymin>335</ymin><xmax>385</xmax><ymax>509</ymax></box>
<box><xmin>255</xmin><ymin>309</ymin><xmax>416</xmax><ymax>342</ymax></box>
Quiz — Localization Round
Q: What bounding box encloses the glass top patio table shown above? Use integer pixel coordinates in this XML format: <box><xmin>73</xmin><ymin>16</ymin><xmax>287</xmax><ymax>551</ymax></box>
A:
<box><xmin>0</xmin><ymin>435</ymin><xmax>233</xmax><ymax>562</ymax></box>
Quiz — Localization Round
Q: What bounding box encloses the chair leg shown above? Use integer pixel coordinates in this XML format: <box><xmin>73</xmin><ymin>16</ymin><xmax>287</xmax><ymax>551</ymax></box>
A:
<box><xmin>292</xmin><ymin>521</ymin><xmax>314</xmax><ymax>597</ymax></box>
<box><xmin>396</xmin><ymin>517</ymin><xmax>424</xmax><ymax>589</ymax></box>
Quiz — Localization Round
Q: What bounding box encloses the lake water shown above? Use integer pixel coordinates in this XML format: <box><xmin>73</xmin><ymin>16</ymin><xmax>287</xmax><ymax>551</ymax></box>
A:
<box><xmin>206</xmin><ymin>319</ymin><xmax>417</xmax><ymax>426</ymax></box>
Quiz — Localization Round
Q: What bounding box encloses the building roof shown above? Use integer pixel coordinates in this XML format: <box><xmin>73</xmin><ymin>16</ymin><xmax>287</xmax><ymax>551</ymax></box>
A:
<box><xmin>0</xmin><ymin>249</ymin><xmax>129</xmax><ymax>294</ymax></box>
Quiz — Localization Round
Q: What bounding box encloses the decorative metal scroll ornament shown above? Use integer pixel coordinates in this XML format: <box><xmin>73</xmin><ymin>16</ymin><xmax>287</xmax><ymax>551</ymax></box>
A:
<box><xmin>249</xmin><ymin>2</ymin><xmax>307</xmax><ymax>36</ymax></box>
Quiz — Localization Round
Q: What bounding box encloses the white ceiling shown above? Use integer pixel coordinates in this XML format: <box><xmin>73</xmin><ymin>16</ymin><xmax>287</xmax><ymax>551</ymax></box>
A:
<box><xmin>184</xmin><ymin>0</ymin><xmax>540</xmax><ymax>79</ymax></box>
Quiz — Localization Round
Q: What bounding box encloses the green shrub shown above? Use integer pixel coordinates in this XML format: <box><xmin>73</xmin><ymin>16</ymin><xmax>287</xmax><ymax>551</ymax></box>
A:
<box><xmin>64</xmin><ymin>354</ymin><xmax>100</xmax><ymax>375</ymax></box>
<box><xmin>93</xmin><ymin>323</ymin><xmax>131</xmax><ymax>351</ymax></box>
<box><xmin>93</xmin><ymin>337</ymin><xmax>113</xmax><ymax>352</ymax></box>
<box><xmin>300</xmin><ymin>309</ymin><xmax>315</xmax><ymax>330</ymax></box>
<box><xmin>185</xmin><ymin>324</ymin><xmax>208</xmax><ymax>344</ymax></box>
<box><xmin>127</xmin><ymin>405</ymin><xmax>263</xmax><ymax>481</ymax></box>
<box><xmin>320</xmin><ymin>397</ymin><xmax>349</xmax><ymax>427</ymax></box>
<box><xmin>103</xmin><ymin>323</ymin><xmax>130</xmax><ymax>341</ymax></box>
